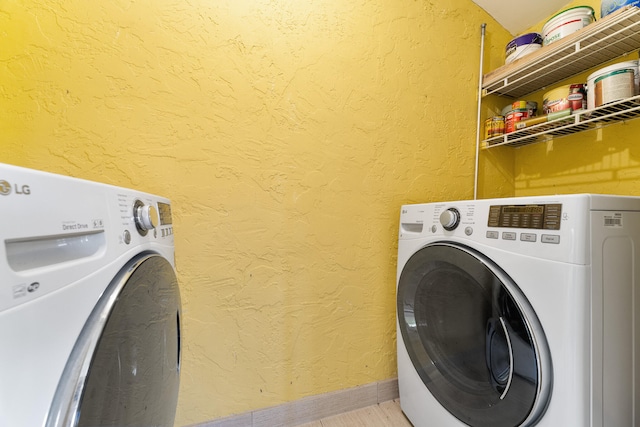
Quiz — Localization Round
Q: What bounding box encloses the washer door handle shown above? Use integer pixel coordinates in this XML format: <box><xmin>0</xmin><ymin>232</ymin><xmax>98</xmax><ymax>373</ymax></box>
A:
<box><xmin>497</xmin><ymin>317</ymin><xmax>514</xmax><ymax>400</ymax></box>
<box><xmin>486</xmin><ymin>316</ymin><xmax>515</xmax><ymax>400</ymax></box>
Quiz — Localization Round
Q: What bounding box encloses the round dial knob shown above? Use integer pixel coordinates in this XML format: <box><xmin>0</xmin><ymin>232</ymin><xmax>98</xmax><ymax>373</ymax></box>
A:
<box><xmin>439</xmin><ymin>208</ymin><xmax>461</xmax><ymax>231</ymax></box>
<box><xmin>134</xmin><ymin>201</ymin><xmax>159</xmax><ymax>233</ymax></box>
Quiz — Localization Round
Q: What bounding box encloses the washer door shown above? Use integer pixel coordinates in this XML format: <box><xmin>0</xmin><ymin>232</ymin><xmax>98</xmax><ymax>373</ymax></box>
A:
<box><xmin>397</xmin><ymin>243</ymin><xmax>551</xmax><ymax>427</ymax></box>
<box><xmin>47</xmin><ymin>253</ymin><xmax>181</xmax><ymax>427</ymax></box>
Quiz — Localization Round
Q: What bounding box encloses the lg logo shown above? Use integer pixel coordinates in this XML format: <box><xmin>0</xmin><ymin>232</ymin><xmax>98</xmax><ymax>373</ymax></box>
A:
<box><xmin>0</xmin><ymin>180</ymin><xmax>10</xmax><ymax>195</ymax></box>
<box><xmin>0</xmin><ymin>180</ymin><xmax>30</xmax><ymax>196</ymax></box>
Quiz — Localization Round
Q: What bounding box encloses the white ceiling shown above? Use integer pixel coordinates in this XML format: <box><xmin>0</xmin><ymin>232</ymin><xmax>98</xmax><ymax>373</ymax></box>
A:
<box><xmin>471</xmin><ymin>0</ymin><xmax>572</xmax><ymax>35</ymax></box>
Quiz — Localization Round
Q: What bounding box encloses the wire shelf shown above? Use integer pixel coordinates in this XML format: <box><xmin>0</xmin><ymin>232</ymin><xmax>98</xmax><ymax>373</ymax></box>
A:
<box><xmin>482</xmin><ymin>95</ymin><xmax>640</xmax><ymax>148</ymax></box>
<box><xmin>482</xmin><ymin>6</ymin><xmax>640</xmax><ymax>98</ymax></box>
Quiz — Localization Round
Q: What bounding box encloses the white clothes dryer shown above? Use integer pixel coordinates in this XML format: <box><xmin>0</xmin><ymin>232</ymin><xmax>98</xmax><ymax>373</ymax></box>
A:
<box><xmin>396</xmin><ymin>194</ymin><xmax>640</xmax><ymax>427</ymax></box>
<box><xmin>0</xmin><ymin>163</ymin><xmax>181</xmax><ymax>427</ymax></box>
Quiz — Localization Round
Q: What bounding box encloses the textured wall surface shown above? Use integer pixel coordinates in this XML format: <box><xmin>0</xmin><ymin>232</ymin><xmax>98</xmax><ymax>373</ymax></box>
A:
<box><xmin>0</xmin><ymin>1</ymin><xmax>507</xmax><ymax>425</ymax></box>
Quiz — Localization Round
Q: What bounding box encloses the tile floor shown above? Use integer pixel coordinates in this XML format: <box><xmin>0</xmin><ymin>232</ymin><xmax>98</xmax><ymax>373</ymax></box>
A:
<box><xmin>296</xmin><ymin>399</ymin><xmax>413</xmax><ymax>427</ymax></box>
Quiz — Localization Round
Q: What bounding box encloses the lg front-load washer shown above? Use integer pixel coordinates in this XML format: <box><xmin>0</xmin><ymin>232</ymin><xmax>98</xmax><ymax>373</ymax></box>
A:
<box><xmin>0</xmin><ymin>163</ymin><xmax>181</xmax><ymax>427</ymax></box>
<box><xmin>396</xmin><ymin>194</ymin><xmax>640</xmax><ymax>427</ymax></box>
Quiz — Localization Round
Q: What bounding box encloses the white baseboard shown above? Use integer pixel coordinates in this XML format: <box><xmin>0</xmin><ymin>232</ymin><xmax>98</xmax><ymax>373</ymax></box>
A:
<box><xmin>190</xmin><ymin>378</ymin><xmax>399</xmax><ymax>427</ymax></box>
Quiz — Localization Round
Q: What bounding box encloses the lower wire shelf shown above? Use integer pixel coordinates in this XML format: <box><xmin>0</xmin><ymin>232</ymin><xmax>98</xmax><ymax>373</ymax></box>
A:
<box><xmin>482</xmin><ymin>95</ymin><xmax>640</xmax><ymax>149</ymax></box>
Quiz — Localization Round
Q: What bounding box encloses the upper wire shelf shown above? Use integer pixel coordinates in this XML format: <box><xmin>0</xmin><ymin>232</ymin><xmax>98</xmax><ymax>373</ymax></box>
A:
<box><xmin>482</xmin><ymin>6</ymin><xmax>640</xmax><ymax>98</ymax></box>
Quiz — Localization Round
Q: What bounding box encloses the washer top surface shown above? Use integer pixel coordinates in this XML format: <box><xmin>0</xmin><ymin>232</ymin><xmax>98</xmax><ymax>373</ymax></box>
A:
<box><xmin>0</xmin><ymin>162</ymin><xmax>175</xmax><ymax>313</ymax></box>
<box><xmin>399</xmin><ymin>194</ymin><xmax>640</xmax><ymax>265</ymax></box>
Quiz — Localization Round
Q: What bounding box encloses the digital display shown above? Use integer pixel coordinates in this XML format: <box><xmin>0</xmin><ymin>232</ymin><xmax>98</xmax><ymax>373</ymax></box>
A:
<box><xmin>157</xmin><ymin>202</ymin><xmax>173</xmax><ymax>225</ymax></box>
<box><xmin>488</xmin><ymin>203</ymin><xmax>561</xmax><ymax>230</ymax></box>
<box><xmin>502</xmin><ymin>206</ymin><xmax>544</xmax><ymax>214</ymax></box>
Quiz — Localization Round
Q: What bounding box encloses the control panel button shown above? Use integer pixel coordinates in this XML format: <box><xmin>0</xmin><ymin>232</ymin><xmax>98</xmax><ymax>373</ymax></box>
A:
<box><xmin>541</xmin><ymin>234</ymin><xmax>561</xmax><ymax>244</ymax></box>
<box><xmin>465</xmin><ymin>227</ymin><xmax>473</xmax><ymax>236</ymax></box>
<box><xmin>520</xmin><ymin>233</ymin><xmax>537</xmax><ymax>242</ymax></box>
<box><xmin>502</xmin><ymin>232</ymin><xmax>517</xmax><ymax>241</ymax></box>
<box><xmin>486</xmin><ymin>231</ymin><xmax>499</xmax><ymax>239</ymax></box>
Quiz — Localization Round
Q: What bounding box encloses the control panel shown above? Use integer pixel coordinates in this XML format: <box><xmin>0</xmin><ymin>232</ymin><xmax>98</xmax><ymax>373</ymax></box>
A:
<box><xmin>399</xmin><ymin>195</ymin><xmax>622</xmax><ymax>265</ymax></box>
<box><xmin>401</xmin><ymin>200</ymin><xmax>568</xmax><ymax>247</ymax></box>
<box><xmin>132</xmin><ymin>199</ymin><xmax>173</xmax><ymax>239</ymax></box>
<box><xmin>484</xmin><ymin>203</ymin><xmax>562</xmax><ymax>245</ymax></box>
<box><xmin>488</xmin><ymin>204</ymin><xmax>562</xmax><ymax>230</ymax></box>
<box><xmin>0</xmin><ymin>162</ymin><xmax>176</xmax><ymax>313</ymax></box>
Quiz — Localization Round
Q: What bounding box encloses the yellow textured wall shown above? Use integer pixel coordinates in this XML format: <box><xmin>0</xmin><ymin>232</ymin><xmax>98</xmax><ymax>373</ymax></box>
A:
<box><xmin>476</xmin><ymin>28</ymin><xmax>518</xmax><ymax>199</ymax></box>
<box><xmin>0</xmin><ymin>1</ymin><xmax>508</xmax><ymax>425</ymax></box>
<box><xmin>479</xmin><ymin>0</ymin><xmax>640</xmax><ymax>197</ymax></box>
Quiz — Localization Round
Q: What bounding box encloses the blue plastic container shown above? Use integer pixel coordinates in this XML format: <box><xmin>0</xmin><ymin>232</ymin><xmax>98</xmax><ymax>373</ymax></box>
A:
<box><xmin>602</xmin><ymin>0</ymin><xmax>640</xmax><ymax>18</ymax></box>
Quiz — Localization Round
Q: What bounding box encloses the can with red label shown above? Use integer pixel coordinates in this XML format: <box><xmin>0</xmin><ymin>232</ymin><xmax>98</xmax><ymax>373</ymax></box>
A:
<box><xmin>568</xmin><ymin>84</ymin><xmax>587</xmax><ymax>112</ymax></box>
<box><xmin>505</xmin><ymin>109</ymin><xmax>530</xmax><ymax>133</ymax></box>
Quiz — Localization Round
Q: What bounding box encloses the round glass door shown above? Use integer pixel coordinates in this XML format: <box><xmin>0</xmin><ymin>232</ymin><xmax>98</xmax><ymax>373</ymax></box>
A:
<box><xmin>47</xmin><ymin>253</ymin><xmax>181</xmax><ymax>427</ymax></box>
<box><xmin>397</xmin><ymin>243</ymin><xmax>551</xmax><ymax>427</ymax></box>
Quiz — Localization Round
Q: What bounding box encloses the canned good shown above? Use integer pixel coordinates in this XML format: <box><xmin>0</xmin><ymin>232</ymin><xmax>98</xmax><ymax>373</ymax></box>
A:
<box><xmin>502</xmin><ymin>101</ymin><xmax>537</xmax><ymax>117</ymax></box>
<box><xmin>484</xmin><ymin>116</ymin><xmax>505</xmax><ymax>139</ymax></box>
<box><xmin>511</xmin><ymin>100</ymin><xmax>538</xmax><ymax>116</ymax></box>
<box><xmin>543</xmin><ymin>85</ymin><xmax>572</xmax><ymax>114</ymax></box>
<box><xmin>567</xmin><ymin>84</ymin><xmax>587</xmax><ymax>111</ymax></box>
<box><xmin>505</xmin><ymin>109</ymin><xmax>530</xmax><ymax>133</ymax></box>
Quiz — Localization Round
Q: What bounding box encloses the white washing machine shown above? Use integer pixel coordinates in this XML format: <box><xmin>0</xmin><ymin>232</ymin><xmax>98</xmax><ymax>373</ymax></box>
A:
<box><xmin>0</xmin><ymin>163</ymin><xmax>181</xmax><ymax>427</ymax></box>
<box><xmin>396</xmin><ymin>194</ymin><xmax>640</xmax><ymax>427</ymax></box>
